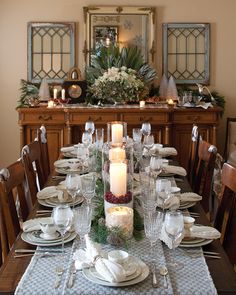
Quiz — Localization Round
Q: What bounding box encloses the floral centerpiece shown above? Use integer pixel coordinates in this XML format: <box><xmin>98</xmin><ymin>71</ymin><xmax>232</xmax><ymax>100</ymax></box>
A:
<box><xmin>86</xmin><ymin>45</ymin><xmax>157</xmax><ymax>105</ymax></box>
<box><xmin>88</xmin><ymin>66</ymin><xmax>148</xmax><ymax>105</ymax></box>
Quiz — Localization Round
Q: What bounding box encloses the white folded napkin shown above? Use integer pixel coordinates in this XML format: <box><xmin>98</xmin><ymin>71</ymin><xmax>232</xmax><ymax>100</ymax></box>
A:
<box><xmin>162</xmin><ymin>165</ymin><xmax>187</xmax><ymax>176</ymax></box>
<box><xmin>157</xmin><ymin>194</ymin><xmax>180</xmax><ymax>210</ymax></box>
<box><xmin>74</xmin><ymin>235</ymin><xmax>126</xmax><ymax>283</ymax></box>
<box><xmin>60</xmin><ymin>146</ymin><xmax>75</xmax><ymax>153</ymax></box>
<box><xmin>37</xmin><ymin>186</ymin><xmax>65</xmax><ymax>202</ymax></box>
<box><xmin>146</xmin><ymin>145</ymin><xmax>178</xmax><ymax>157</ymax></box>
<box><xmin>184</xmin><ymin>225</ymin><xmax>221</xmax><ymax>240</ymax></box>
<box><xmin>180</xmin><ymin>192</ymin><xmax>202</xmax><ymax>202</ymax></box>
<box><xmin>22</xmin><ymin>217</ymin><xmax>53</xmax><ymax>232</ymax></box>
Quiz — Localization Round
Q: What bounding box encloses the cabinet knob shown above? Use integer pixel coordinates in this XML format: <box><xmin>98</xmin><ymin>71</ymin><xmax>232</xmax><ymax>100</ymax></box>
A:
<box><xmin>139</xmin><ymin>116</ymin><xmax>153</xmax><ymax>122</ymax></box>
<box><xmin>38</xmin><ymin>115</ymin><xmax>52</xmax><ymax>121</ymax></box>
<box><xmin>88</xmin><ymin>116</ymin><xmax>102</xmax><ymax>122</ymax></box>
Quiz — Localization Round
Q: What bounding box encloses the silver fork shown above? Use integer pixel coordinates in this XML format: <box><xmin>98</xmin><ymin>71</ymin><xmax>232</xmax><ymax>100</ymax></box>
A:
<box><xmin>54</xmin><ymin>266</ymin><xmax>64</xmax><ymax>289</ymax></box>
<box><xmin>66</xmin><ymin>264</ymin><xmax>77</xmax><ymax>288</ymax></box>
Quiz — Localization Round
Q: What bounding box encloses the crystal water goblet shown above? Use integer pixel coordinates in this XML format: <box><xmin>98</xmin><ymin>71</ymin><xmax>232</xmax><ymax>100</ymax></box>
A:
<box><xmin>95</xmin><ymin>128</ymin><xmax>104</xmax><ymax>150</ymax></box>
<box><xmin>85</xmin><ymin>121</ymin><xmax>95</xmax><ymax>135</ymax></box>
<box><xmin>77</xmin><ymin>144</ymin><xmax>88</xmax><ymax>171</ymax></box>
<box><xmin>144</xmin><ymin>210</ymin><xmax>164</xmax><ymax>262</ymax></box>
<box><xmin>82</xmin><ymin>131</ymin><xmax>93</xmax><ymax>147</ymax></box>
<box><xmin>141</xmin><ymin>122</ymin><xmax>151</xmax><ymax>136</ymax></box>
<box><xmin>156</xmin><ymin>179</ymin><xmax>171</xmax><ymax>212</ymax></box>
<box><xmin>65</xmin><ymin>173</ymin><xmax>80</xmax><ymax>209</ymax></box>
<box><xmin>73</xmin><ymin>205</ymin><xmax>92</xmax><ymax>249</ymax></box>
<box><xmin>81</xmin><ymin>173</ymin><xmax>96</xmax><ymax>205</ymax></box>
<box><xmin>150</xmin><ymin>156</ymin><xmax>163</xmax><ymax>179</ymax></box>
<box><xmin>52</xmin><ymin>204</ymin><xmax>73</xmax><ymax>255</ymax></box>
<box><xmin>164</xmin><ymin>210</ymin><xmax>184</xmax><ymax>269</ymax></box>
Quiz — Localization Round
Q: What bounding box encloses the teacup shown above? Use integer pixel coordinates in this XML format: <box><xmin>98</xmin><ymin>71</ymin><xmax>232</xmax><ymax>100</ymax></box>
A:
<box><xmin>183</xmin><ymin>216</ymin><xmax>195</xmax><ymax>230</ymax></box>
<box><xmin>108</xmin><ymin>250</ymin><xmax>129</xmax><ymax>264</ymax></box>
<box><xmin>39</xmin><ymin>217</ymin><xmax>57</xmax><ymax>239</ymax></box>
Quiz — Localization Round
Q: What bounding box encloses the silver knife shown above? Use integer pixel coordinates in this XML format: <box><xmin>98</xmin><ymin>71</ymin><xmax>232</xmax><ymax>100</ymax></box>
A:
<box><xmin>67</xmin><ymin>264</ymin><xmax>77</xmax><ymax>288</ymax></box>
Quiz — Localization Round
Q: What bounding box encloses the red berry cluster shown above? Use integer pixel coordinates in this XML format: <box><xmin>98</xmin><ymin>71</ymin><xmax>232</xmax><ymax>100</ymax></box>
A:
<box><xmin>105</xmin><ymin>191</ymin><xmax>132</xmax><ymax>204</ymax></box>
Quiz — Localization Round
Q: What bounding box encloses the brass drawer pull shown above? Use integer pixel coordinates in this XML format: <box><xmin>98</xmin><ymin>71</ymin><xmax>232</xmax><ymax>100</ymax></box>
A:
<box><xmin>38</xmin><ymin>115</ymin><xmax>53</xmax><ymax>121</ymax></box>
<box><xmin>88</xmin><ymin>116</ymin><xmax>102</xmax><ymax>122</ymax></box>
<box><xmin>187</xmin><ymin>115</ymin><xmax>200</xmax><ymax>121</ymax></box>
<box><xmin>139</xmin><ymin>116</ymin><xmax>153</xmax><ymax>122</ymax></box>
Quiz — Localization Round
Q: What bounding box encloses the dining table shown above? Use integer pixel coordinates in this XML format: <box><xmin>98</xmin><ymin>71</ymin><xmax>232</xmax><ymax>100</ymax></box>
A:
<box><xmin>0</xmin><ymin>156</ymin><xmax>236</xmax><ymax>295</ymax></box>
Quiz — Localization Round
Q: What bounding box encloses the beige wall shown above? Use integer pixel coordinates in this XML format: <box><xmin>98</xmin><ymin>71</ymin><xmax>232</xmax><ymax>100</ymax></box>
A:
<box><xmin>1</xmin><ymin>0</ymin><xmax>236</xmax><ymax>167</ymax></box>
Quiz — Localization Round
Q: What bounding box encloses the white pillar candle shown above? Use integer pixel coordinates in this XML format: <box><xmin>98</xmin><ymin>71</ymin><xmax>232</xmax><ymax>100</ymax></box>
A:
<box><xmin>48</xmin><ymin>100</ymin><xmax>54</xmax><ymax>108</ymax></box>
<box><xmin>53</xmin><ymin>88</ymin><xmax>57</xmax><ymax>99</ymax></box>
<box><xmin>110</xmin><ymin>162</ymin><xmax>127</xmax><ymax>197</ymax></box>
<box><xmin>111</xmin><ymin>123</ymin><xmax>123</xmax><ymax>144</ymax></box>
<box><xmin>109</xmin><ymin>147</ymin><xmax>126</xmax><ymax>161</ymax></box>
<box><xmin>61</xmin><ymin>89</ymin><xmax>65</xmax><ymax>100</ymax></box>
<box><xmin>106</xmin><ymin>206</ymin><xmax>133</xmax><ymax>238</ymax></box>
<box><xmin>140</xmin><ymin>100</ymin><xmax>145</xmax><ymax>108</ymax></box>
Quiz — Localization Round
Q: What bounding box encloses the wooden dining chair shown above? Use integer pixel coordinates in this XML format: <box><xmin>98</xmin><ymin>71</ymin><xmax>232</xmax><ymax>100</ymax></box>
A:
<box><xmin>214</xmin><ymin>163</ymin><xmax>236</xmax><ymax>266</ymax></box>
<box><xmin>187</xmin><ymin>124</ymin><xmax>200</xmax><ymax>187</ymax></box>
<box><xmin>193</xmin><ymin>139</ymin><xmax>217</xmax><ymax>215</ymax></box>
<box><xmin>37</xmin><ymin>125</ymin><xmax>50</xmax><ymax>180</ymax></box>
<box><xmin>21</xmin><ymin>140</ymin><xmax>46</xmax><ymax>205</ymax></box>
<box><xmin>223</xmin><ymin>117</ymin><xmax>236</xmax><ymax>167</ymax></box>
<box><xmin>0</xmin><ymin>161</ymin><xmax>30</xmax><ymax>264</ymax></box>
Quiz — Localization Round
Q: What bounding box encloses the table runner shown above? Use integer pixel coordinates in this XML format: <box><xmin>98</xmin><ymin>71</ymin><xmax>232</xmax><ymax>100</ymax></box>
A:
<box><xmin>15</xmin><ymin>236</ymin><xmax>217</xmax><ymax>295</ymax></box>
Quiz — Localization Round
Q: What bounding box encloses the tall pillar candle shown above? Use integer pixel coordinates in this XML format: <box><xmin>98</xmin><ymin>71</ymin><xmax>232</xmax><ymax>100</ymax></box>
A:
<box><xmin>53</xmin><ymin>88</ymin><xmax>57</xmax><ymax>99</ymax></box>
<box><xmin>111</xmin><ymin>123</ymin><xmax>123</xmax><ymax>144</ymax></box>
<box><xmin>110</xmin><ymin>162</ymin><xmax>127</xmax><ymax>197</ymax></box>
<box><xmin>61</xmin><ymin>89</ymin><xmax>65</xmax><ymax>100</ymax></box>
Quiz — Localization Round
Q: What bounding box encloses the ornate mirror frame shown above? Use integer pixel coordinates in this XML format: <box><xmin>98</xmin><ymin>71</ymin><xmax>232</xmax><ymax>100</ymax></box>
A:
<box><xmin>163</xmin><ymin>23</ymin><xmax>210</xmax><ymax>84</ymax></box>
<box><xmin>27</xmin><ymin>22</ymin><xmax>76</xmax><ymax>84</ymax></box>
<box><xmin>83</xmin><ymin>6</ymin><xmax>156</xmax><ymax>65</ymax></box>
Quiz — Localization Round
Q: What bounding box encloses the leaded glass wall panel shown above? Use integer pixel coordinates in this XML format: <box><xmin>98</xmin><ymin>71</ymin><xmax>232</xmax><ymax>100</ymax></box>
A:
<box><xmin>163</xmin><ymin>23</ymin><xmax>210</xmax><ymax>84</ymax></box>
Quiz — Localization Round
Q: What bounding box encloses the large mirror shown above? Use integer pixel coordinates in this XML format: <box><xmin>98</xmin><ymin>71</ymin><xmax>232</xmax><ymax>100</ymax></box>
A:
<box><xmin>83</xmin><ymin>6</ymin><xmax>156</xmax><ymax>64</ymax></box>
<box><xmin>27</xmin><ymin>22</ymin><xmax>75</xmax><ymax>84</ymax></box>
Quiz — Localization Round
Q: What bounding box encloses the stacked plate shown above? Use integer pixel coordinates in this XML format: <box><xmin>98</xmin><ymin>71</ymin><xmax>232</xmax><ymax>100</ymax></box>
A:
<box><xmin>21</xmin><ymin>230</ymin><xmax>77</xmax><ymax>247</ymax></box>
<box><xmin>83</xmin><ymin>256</ymin><xmax>149</xmax><ymax>287</ymax></box>
<box><xmin>38</xmin><ymin>195</ymin><xmax>83</xmax><ymax>208</ymax></box>
<box><xmin>180</xmin><ymin>237</ymin><xmax>213</xmax><ymax>248</ymax></box>
<box><xmin>54</xmin><ymin>159</ymin><xmax>88</xmax><ymax>175</ymax></box>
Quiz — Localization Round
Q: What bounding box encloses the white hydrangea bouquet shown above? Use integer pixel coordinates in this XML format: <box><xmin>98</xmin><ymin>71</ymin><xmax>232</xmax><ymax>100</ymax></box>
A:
<box><xmin>88</xmin><ymin>66</ymin><xmax>148</xmax><ymax>105</ymax></box>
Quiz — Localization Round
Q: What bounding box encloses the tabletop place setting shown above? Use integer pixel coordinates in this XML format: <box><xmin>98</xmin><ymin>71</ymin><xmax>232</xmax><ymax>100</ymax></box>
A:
<box><xmin>14</xmin><ymin>120</ymin><xmax>222</xmax><ymax>295</ymax></box>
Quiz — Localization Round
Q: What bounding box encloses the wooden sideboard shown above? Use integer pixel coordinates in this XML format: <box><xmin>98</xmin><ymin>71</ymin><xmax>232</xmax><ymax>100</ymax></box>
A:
<box><xmin>17</xmin><ymin>105</ymin><xmax>222</xmax><ymax>171</ymax></box>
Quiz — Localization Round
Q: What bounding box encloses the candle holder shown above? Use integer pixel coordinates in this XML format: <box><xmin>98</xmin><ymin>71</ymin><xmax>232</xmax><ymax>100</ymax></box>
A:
<box><xmin>107</xmin><ymin>121</ymin><xmax>127</xmax><ymax>147</ymax></box>
<box><xmin>106</xmin><ymin>206</ymin><xmax>134</xmax><ymax>239</ymax></box>
<box><xmin>103</xmin><ymin>157</ymin><xmax>133</xmax><ymax>214</ymax></box>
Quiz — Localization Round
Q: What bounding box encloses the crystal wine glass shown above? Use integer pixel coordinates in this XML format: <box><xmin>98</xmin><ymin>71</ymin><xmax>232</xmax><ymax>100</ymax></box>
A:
<box><xmin>82</xmin><ymin>131</ymin><xmax>93</xmax><ymax>147</ymax></box>
<box><xmin>143</xmin><ymin>134</ymin><xmax>154</xmax><ymax>153</ymax></box>
<box><xmin>164</xmin><ymin>210</ymin><xmax>184</xmax><ymax>269</ymax></box>
<box><xmin>156</xmin><ymin>179</ymin><xmax>171</xmax><ymax>212</ymax></box>
<box><xmin>141</xmin><ymin>122</ymin><xmax>151</xmax><ymax>136</ymax></box>
<box><xmin>85</xmin><ymin>121</ymin><xmax>95</xmax><ymax>135</ymax></box>
<box><xmin>73</xmin><ymin>205</ymin><xmax>92</xmax><ymax>249</ymax></box>
<box><xmin>150</xmin><ymin>156</ymin><xmax>163</xmax><ymax>179</ymax></box>
<box><xmin>80</xmin><ymin>173</ymin><xmax>96</xmax><ymax>205</ymax></box>
<box><xmin>52</xmin><ymin>204</ymin><xmax>73</xmax><ymax>255</ymax></box>
<box><xmin>144</xmin><ymin>210</ymin><xmax>164</xmax><ymax>262</ymax></box>
<box><xmin>132</xmin><ymin>128</ymin><xmax>142</xmax><ymax>143</ymax></box>
<box><xmin>65</xmin><ymin>173</ymin><xmax>80</xmax><ymax>209</ymax></box>
<box><xmin>77</xmin><ymin>144</ymin><xmax>88</xmax><ymax>171</ymax></box>
<box><xmin>95</xmin><ymin>128</ymin><xmax>104</xmax><ymax>150</ymax></box>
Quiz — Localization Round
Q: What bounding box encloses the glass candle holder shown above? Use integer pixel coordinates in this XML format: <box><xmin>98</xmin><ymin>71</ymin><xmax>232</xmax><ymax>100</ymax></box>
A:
<box><xmin>107</xmin><ymin>121</ymin><xmax>127</xmax><ymax>147</ymax></box>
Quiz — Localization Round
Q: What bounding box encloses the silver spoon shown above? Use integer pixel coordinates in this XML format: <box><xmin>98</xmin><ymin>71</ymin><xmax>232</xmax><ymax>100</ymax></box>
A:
<box><xmin>160</xmin><ymin>266</ymin><xmax>168</xmax><ymax>289</ymax></box>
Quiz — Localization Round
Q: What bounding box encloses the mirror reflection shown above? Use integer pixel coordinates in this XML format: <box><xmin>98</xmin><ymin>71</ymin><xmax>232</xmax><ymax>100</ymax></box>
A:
<box><xmin>84</xmin><ymin>6</ymin><xmax>155</xmax><ymax>64</ymax></box>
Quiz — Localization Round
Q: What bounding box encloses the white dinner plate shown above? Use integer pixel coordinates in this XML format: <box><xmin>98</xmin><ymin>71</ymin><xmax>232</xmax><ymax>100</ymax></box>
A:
<box><xmin>181</xmin><ymin>237</ymin><xmax>205</xmax><ymax>245</ymax></box>
<box><xmin>29</xmin><ymin>231</ymin><xmax>70</xmax><ymax>244</ymax></box>
<box><xmin>21</xmin><ymin>231</ymin><xmax>77</xmax><ymax>247</ymax></box>
<box><xmin>83</xmin><ymin>258</ymin><xmax>149</xmax><ymax>287</ymax></box>
<box><xmin>179</xmin><ymin>238</ymin><xmax>213</xmax><ymax>248</ymax></box>
<box><xmin>38</xmin><ymin>196</ymin><xmax>83</xmax><ymax>208</ymax></box>
<box><xmin>54</xmin><ymin>159</ymin><xmax>88</xmax><ymax>175</ymax></box>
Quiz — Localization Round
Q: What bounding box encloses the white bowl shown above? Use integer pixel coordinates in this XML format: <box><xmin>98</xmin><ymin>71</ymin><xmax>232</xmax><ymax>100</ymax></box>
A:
<box><xmin>108</xmin><ymin>250</ymin><xmax>129</xmax><ymax>264</ymax></box>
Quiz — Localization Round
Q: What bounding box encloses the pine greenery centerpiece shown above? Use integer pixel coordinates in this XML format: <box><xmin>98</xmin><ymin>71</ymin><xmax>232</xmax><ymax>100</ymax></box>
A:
<box><xmin>86</xmin><ymin>45</ymin><xmax>157</xmax><ymax>105</ymax></box>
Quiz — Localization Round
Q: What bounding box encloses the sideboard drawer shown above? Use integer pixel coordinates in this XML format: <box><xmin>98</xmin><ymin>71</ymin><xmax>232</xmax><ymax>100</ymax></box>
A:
<box><xmin>70</xmin><ymin>113</ymin><xmax>117</xmax><ymax>124</ymax></box>
<box><xmin>173</xmin><ymin>111</ymin><xmax>217</xmax><ymax>124</ymax></box>
<box><xmin>21</xmin><ymin>112</ymin><xmax>65</xmax><ymax>124</ymax></box>
<box><xmin>122</xmin><ymin>112</ymin><xmax>169</xmax><ymax>124</ymax></box>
